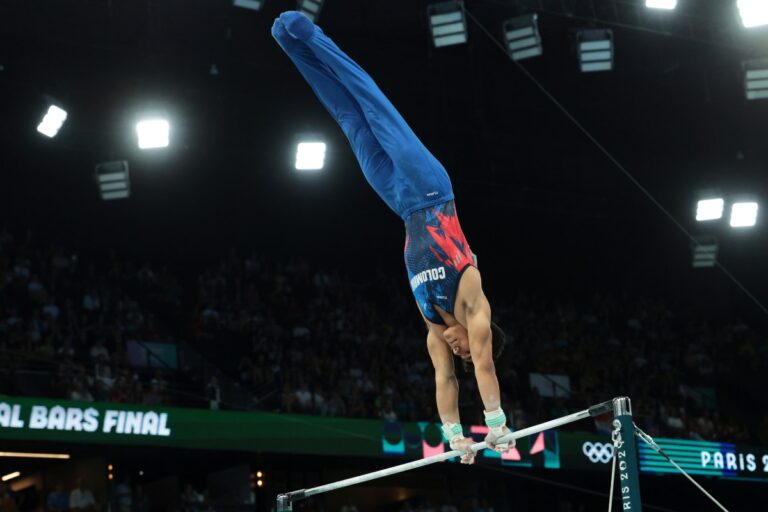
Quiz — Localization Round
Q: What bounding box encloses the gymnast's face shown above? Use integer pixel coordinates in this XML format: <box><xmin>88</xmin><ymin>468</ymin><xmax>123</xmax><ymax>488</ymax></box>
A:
<box><xmin>443</xmin><ymin>325</ymin><xmax>471</xmax><ymax>360</ymax></box>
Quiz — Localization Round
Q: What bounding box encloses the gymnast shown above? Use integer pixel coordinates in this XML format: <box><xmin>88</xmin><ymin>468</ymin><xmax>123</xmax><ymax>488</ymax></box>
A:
<box><xmin>272</xmin><ymin>11</ymin><xmax>512</xmax><ymax>465</ymax></box>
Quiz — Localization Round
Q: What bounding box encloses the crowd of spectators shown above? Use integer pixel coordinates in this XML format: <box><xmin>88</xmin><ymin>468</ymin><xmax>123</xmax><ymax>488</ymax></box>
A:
<box><xmin>0</xmin><ymin>228</ymin><xmax>182</xmax><ymax>407</ymax></box>
<box><xmin>193</xmin><ymin>250</ymin><xmax>429</xmax><ymax>420</ymax></box>
<box><xmin>193</xmin><ymin>251</ymin><xmax>766</xmax><ymax>443</ymax></box>
<box><xmin>1</xmin><ymin>225</ymin><xmax>767</xmax><ymax>444</ymax></box>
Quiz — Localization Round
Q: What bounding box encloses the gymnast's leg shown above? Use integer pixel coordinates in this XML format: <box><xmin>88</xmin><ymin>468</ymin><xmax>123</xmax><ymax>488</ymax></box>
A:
<box><xmin>278</xmin><ymin>11</ymin><xmax>454</xmax><ymax>218</ymax></box>
<box><xmin>272</xmin><ymin>17</ymin><xmax>400</xmax><ymax>214</ymax></box>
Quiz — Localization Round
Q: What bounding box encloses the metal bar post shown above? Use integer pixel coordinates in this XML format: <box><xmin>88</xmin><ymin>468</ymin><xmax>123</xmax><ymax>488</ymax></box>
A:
<box><xmin>613</xmin><ymin>397</ymin><xmax>643</xmax><ymax>512</ymax></box>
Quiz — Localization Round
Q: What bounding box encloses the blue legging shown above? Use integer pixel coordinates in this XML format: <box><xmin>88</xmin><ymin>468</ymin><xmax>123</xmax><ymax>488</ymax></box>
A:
<box><xmin>271</xmin><ymin>12</ymin><xmax>454</xmax><ymax>221</ymax></box>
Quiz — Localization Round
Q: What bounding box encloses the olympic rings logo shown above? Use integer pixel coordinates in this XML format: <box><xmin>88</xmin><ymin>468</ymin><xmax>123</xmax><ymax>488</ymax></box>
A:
<box><xmin>582</xmin><ymin>442</ymin><xmax>614</xmax><ymax>464</ymax></box>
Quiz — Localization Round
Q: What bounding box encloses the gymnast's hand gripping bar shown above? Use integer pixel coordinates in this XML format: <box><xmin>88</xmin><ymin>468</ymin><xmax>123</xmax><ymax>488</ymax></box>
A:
<box><xmin>276</xmin><ymin>398</ymin><xmax>618</xmax><ymax>511</ymax></box>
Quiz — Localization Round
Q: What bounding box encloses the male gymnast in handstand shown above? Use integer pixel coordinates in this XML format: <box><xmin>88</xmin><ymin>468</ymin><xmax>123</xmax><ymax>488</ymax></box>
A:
<box><xmin>272</xmin><ymin>11</ymin><xmax>512</xmax><ymax>464</ymax></box>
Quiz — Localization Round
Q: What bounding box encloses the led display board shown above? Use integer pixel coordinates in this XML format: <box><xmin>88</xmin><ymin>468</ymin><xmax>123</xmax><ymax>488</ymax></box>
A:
<box><xmin>1</xmin><ymin>396</ymin><xmax>765</xmax><ymax>483</ymax></box>
<box><xmin>0</xmin><ymin>396</ymin><xmax>382</xmax><ymax>456</ymax></box>
<box><xmin>639</xmin><ymin>437</ymin><xmax>768</xmax><ymax>481</ymax></box>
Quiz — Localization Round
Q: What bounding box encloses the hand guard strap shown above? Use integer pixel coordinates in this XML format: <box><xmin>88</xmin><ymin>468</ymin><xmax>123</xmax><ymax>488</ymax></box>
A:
<box><xmin>484</xmin><ymin>408</ymin><xmax>507</xmax><ymax>434</ymax></box>
<box><xmin>441</xmin><ymin>422</ymin><xmax>464</xmax><ymax>443</ymax></box>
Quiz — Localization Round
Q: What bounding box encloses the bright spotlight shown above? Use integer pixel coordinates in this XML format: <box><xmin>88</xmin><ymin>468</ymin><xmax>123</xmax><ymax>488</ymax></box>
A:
<box><xmin>691</xmin><ymin>236</ymin><xmax>718</xmax><ymax>269</ymax></box>
<box><xmin>37</xmin><ymin>105</ymin><xmax>67</xmax><ymax>138</ymax></box>
<box><xmin>646</xmin><ymin>0</ymin><xmax>677</xmax><ymax>10</ymax></box>
<box><xmin>95</xmin><ymin>160</ymin><xmax>131</xmax><ymax>201</ymax></box>
<box><xmin>295</xmin><ymin>142</ymin><xmax>326</xmax><ymax>171</ymax></box>
<box><xmin>428</xmin><ymin>1</ymin><xmax>468</xmax><ymax>48</ymax></box>
<box><xmin>743</xmin><ymin>59</ymin><xmax>768</xmax><ymax>100</ymax></box>
<box><xmin>738</xmin><ymin>0</ymin><xmax>768</xmax><ymax>28</ymax></box>
<box><xmin>730</xmin><ymin>202</ymin><xmax>759</xmax><ymax>228</ymax></box>
<box><xmin>136</xmin><ymin>119</ymin><xmax>169</xmax><ymax>149</ymax></box>
<box><xmin>577</xmin><ymin>29</ymin><xmax>613</xmax><ymax>73</ymax></box>
<box><xmin>696</xmin><ymin>198</ymin><xmax>724</xmax><ymax>221</ymax></box>
<box><xmin>503</xmin><ymin>14</ymin><xmax>543</xmax><ymax>61</ymax></box>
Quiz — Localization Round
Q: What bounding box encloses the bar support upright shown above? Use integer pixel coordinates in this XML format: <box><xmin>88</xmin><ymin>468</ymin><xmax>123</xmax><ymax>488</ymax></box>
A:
<box><xmin>613</xmin><ymin>397</ymin><xmax>643</xmax><ymax>512</ymax></box>
<box><xmin>276</xmin><ymin>494</ymin><xmax>291</xmax><ymax>512</ymax></box>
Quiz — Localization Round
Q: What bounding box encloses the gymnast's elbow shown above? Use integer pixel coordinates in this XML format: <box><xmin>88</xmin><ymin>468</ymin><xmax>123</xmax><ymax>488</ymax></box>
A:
<box><xmin>434</xmin><ymin>371</ymin><xmax>458</xmax><ymax>387</ymax></box>
<box><xmin>472</xmin><ymin>354</ymin><xmax>496</xmax><ymax>376</ymax></box>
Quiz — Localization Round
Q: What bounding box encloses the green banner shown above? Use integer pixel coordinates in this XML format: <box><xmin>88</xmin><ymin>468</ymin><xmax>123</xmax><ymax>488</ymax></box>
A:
<box><xmin>0</xmin><ymin>396</ymin><xmax>381</xmax><ymax>456</ymax></box>
<box><xmin>2</xmin><ymin>396</ymin><xmax>767</xmax><ymax>483</ymax></box>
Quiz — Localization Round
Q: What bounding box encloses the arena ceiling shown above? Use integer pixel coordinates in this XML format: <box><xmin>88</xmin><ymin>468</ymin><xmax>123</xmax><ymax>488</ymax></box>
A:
<box><xmin>1</xmin><ymin>0</ymin><xmax>767</xmax><ymax>319</ymax></box>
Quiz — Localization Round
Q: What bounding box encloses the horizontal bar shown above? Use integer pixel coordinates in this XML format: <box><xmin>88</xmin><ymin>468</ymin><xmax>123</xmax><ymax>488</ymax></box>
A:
<box><xmin>297</xmin><ymin>403</ymin><xmax>601</xmax><ymax>499</ymax></box>
<box><xmin>588</xmin><ymin>399</ymin><xmax>614</xmax><ymax>417</ymax></box>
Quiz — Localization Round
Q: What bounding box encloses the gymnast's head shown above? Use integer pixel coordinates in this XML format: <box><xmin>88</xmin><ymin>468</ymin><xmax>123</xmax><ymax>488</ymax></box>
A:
<box><xmin>443</xmin><ymin>322</ymin><xmax>506</xmax><ymax>372</ymax></box>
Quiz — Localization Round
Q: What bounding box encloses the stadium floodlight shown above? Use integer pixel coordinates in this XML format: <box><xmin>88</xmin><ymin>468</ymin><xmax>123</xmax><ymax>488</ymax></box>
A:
<box><xmin>428</xmin><ymin>1</ymin><xmax>468</xmax><ymax>48</ymax></box>
<box><xmin>696</xmin><ymin>198</ymin><xmax>724</xmax><ymax>221</ymax></box>
<box><xmin>233</xmin><ymin>0</ymin><xmax>263</xmax><ymax>10</ymax></box>
<box><xmin>730</xmin><ymin>202</ymin><xmax>759</xmax><ymax>228</ymax></box>
<box><xmin>738</xmin><ymin>0</ymin><xmax>768</xmax><ymax>28</ymax></box>
<box><xmin>691</xmin><ymin>236</ymin><xmax>718</xmax><ymax>268</ymax></box>
<box><xmin>136</xmin><ymin>119</ymin><xmax>169</xmax><ymax>149</ymax></box>
<box><xmin>295</xmin><ymin>142</ymin><xmax>326</xmax><ymax>171</ymax></box>
<box><xmin>646</xmin><ymin>0</ymin><xmax>677</xmax><ymax>10</ymax></box>
<box><xmin>743</xmin><ymin>59</ymin><xmax>768</xmax><ymax>100</ymax></box>
<box><xmin>297</xmin><ymin>0</ymin><xmax>324</xmax><ymax>22</ymax></box>
<box><xmin>36</xmin><ymin>105</ymin><xmax>67</xmax><ymax>138</ymax></box>
<box><xmin>95</xmin><ymin>160</ymin><xmax>131</xmax><ymax>201</ymax></box>
<box><xmin>503</xmin><ymin>14</ymin><xmax>543</xmax><ymax>61</ymax></box>
<box><xmin>577</xmin><ymin>29</ymin><xmax>613</xmax><ymax>73</ymax></box>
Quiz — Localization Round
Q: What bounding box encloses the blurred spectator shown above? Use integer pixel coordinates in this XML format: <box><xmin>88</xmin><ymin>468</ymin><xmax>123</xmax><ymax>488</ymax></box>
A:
<box><xmin>340</xmin><ymin>502</ymin><xmax>358</xmax><ymax>512</ymax></box>
<box><xmin>295</xmin><ymin>381</ymin><xmax>312</xmax><ymax>412</ymax></box>
<box><xmin>68</xmin><ymin>478</ymin><xmax>95</xmax><ymax>512</ymax></box>
<box><xmin>42</xmin><ymin>296</ymin><xmax>60</xmax><ymax>321</ymax></box>
<box><xmin>133</xmin><ymin>486</ymin><xmax>149</xmax><ymax>512</ymax></box>
<box><xmin>46</xmin><ymin>483</ymin><xmax>68</xmax><ymax>512</ymax></box>
<box><xmin>89</xmin><ymin>340</ymin><xmax>109</xmax><ymax>365</ymax></box>
<box><xmin>82</xmin><ymin>290</ymin><xmax>100</xmax><ymax>313</ymax></box>
<box><xmin>0</xmin><ymin>484</ymin><xmax>18</xmax><ymax>512</ymax></box>
<box><xmin>440</xmin><ymin>503</ymin><xmax>458</xmax><ymax>512</ymax></box>
<box><xmin>113</xmin><ymin>476</ymin><xmax>132</xmax><ymax>512</ymax></box>
<box><xmin>206</xmin><ymin>376</ymin><xmax>221</xmax><ymax>410</ymax></box>
<box><xmin>379</xmin><ymin>400</ymin><xmax>397</xmax><ymax>422</ymax></box>
<box><xmin>179</xmin><ymin>484</ymin><xmax>203</xmax><ymax>512</ymax></box>
<box><xmin>69</xmin><ymin>381</ymin><xmax>94</xmax><ymax>402</ymax></box>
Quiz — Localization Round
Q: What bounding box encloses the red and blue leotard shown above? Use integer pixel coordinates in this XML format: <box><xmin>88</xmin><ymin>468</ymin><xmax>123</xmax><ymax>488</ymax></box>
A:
<box><xmin>405</xmin><ymin>201</ymin><xmax>475</xmax><ymax>324</ymax></box>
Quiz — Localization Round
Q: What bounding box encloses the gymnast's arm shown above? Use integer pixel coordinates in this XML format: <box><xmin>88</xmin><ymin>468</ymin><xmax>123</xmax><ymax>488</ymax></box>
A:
<box><xmin>426</xmin><ymin>328</ymin><xmax>460</xmax><ymax>424</ymax></box>
<box><xmin>427</xmin><ymin>326</ymin><xmax>476</xmax><ymax>463</ymax></box>
<box><xmin>462</xmin><ymin>271</ymin><xmax>502</xmax><ymax>413</ymax></box>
